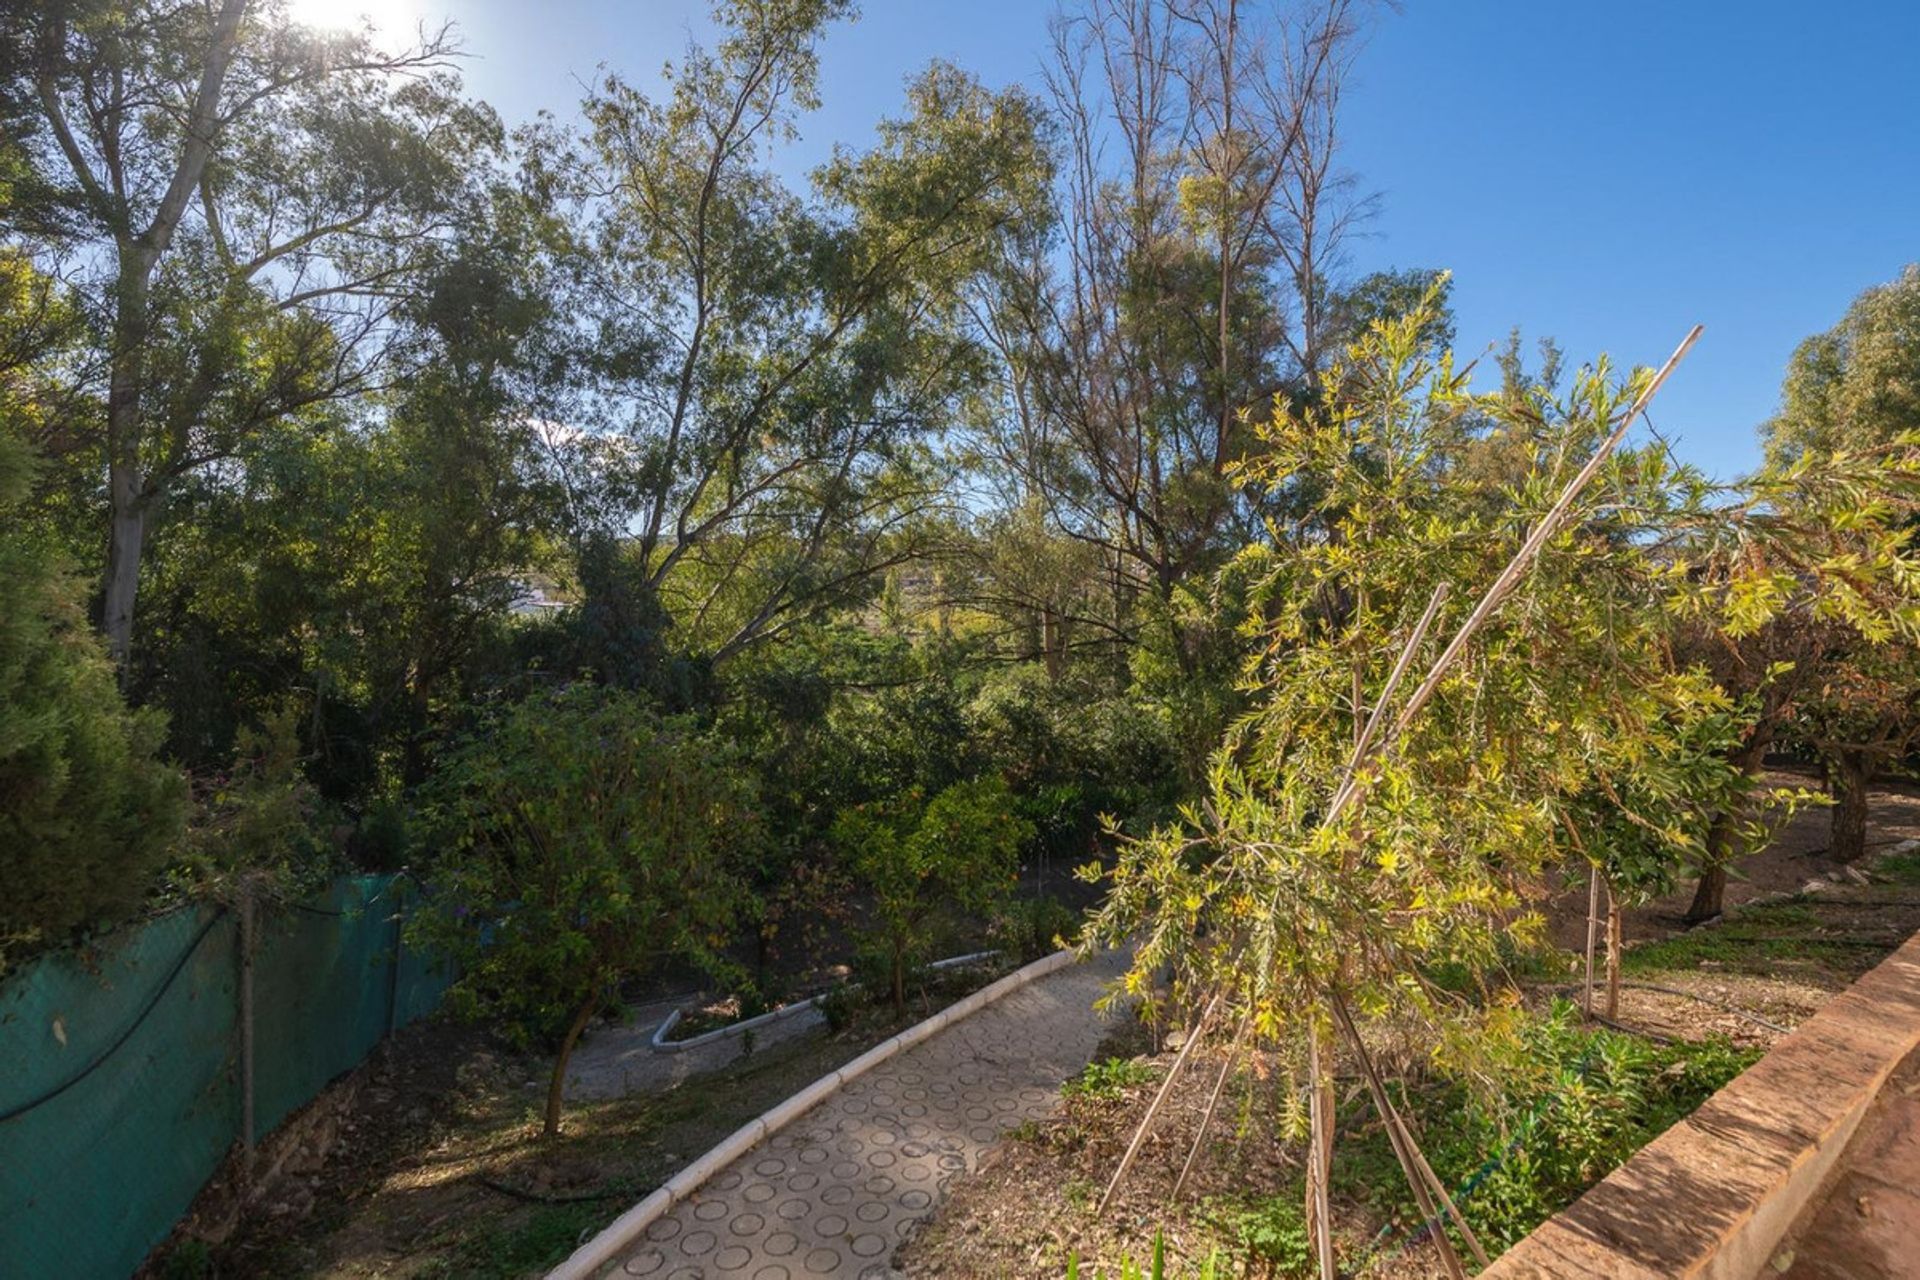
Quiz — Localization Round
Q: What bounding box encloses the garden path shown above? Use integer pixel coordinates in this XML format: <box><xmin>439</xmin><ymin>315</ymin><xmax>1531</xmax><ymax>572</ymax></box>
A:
<box><xmin>603</xmin><ymin>947</ymin><xmax>1130</xmax><ymax>1279</ymax></box>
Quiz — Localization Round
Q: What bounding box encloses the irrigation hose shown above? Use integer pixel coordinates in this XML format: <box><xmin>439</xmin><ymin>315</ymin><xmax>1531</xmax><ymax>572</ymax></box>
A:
<box><xmin>0</xmin><ymin>910</ymin><xmax>225</xmax><ymax>1124</ymax></box>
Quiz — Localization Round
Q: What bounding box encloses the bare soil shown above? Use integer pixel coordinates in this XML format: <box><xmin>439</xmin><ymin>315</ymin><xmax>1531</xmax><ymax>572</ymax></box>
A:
<box><xmin>900</xmin><ymin>781</ymin><xmax>1920</xmax><ymax>1280</ymax></box>
<box><xmin>149</xmin><ymin>966</ymin><xmax>1012</xmax><ymax>1279</ymax></box>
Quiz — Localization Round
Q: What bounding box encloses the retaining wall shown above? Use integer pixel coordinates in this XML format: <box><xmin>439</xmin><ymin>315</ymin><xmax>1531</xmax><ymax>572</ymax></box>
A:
<box><xmin>1482</xmin><ymin>929</ymin><xmax>1920</xmax><ymax>1279</ymax></box>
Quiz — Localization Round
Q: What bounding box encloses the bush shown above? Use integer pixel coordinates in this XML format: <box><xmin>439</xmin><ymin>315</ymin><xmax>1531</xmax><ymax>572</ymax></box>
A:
<box><xmin>0</xmin><ymin>431</ymin><xmax>186</xmax><ymax>965</ymax></box>
<box><xmin>834</xmin><ymin>775</ymin><xmax>1033</xmax><ymax>1011</ymax></box>
<box><xmin>993</xmin><ymin>893</ymin><xmax>1082</xmax><ymax>962</ymax></box>
<box><xmin>411</xmin><ymin>684</ymin><xmax>757</xmax><ymax>1135</ymax></box>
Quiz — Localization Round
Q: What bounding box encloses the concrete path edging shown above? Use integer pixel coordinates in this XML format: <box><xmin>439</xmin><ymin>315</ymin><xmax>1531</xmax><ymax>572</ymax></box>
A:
<box><xmin>548</xmin><ymin>948</ymin><xmax>1077</xmax><ymax>1280</ymax></box>
<box><xmin>647</xmin><ymin>951</ymin><xmax>1002</xmax><ymax>1055</ymax></box>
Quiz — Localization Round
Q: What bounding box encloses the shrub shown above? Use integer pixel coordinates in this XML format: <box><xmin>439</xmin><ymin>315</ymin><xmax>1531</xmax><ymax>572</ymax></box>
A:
<box><xmin>993</xmin><ymin>893</ymin><xmax>1083</xmax><ymax>961</ymax></box>
<box><xmin>834</xmin><ymin>776</ymin><xmax>1033</xmax><ymax>1010</ymax></box>
<box><xmin>412</xmin><ymin>684</ymin><xmax>757</xmax><ymax>1135</ymax></box>
<box><xmin>0</xmin><ymin>430</ymin><xmax>186</xmax><ymax>966</ymax></box>
<box><xmin>1062</xmin><ymin>1055</ymin><xmax>1159</xmax><ymax>1103</ymax></box>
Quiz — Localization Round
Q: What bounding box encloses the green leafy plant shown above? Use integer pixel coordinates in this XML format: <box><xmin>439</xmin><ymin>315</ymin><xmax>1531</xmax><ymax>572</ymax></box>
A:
<box><xmin>834</xmin><ymin>776</ymin><xmax>1033</xmax><ymax>1011</ymax></box>
<box><xmin>412</xmin><ymin>684</ymin><xmax>758</xmax><ymax>1136</ymax></box>
<box><xmin>1066</xmin><ymin>1231</ymin><xmax>1223</xmax><ymax>1280</ymax></box>
<box><xmin>993</xmin><ymin>893</ymin><xmax>1084</xmax><ymax>962</ymax></box>
<box><xmin>0</xmin><ymin>373</ymin><xmax>186</xmax><ymax>966</ymax></box>
<box><xmin>1062</xmin><ymin>1056</ymin><xmax>1160</xmax><ymax>1103</ymax></box>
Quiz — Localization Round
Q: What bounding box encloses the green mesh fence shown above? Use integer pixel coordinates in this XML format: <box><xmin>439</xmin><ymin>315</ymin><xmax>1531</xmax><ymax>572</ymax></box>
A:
<box><xmin>0</xmin><ymin>875</ymin><xmax>451</xmax><ymax>1279</ymax></box>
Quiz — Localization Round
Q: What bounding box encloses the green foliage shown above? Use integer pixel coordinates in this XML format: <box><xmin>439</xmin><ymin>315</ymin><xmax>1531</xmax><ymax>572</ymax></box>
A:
<box><xmin>0</xmin><ymin>415</ymin><xmax>186</xmax><ymax>965</ymax></box>
<box><xmin>1065</xmin><ymin>1232</ymin><xmax>1223</xmax><ymax>1280</ymax></box>
<box><xmin>1201</xmin><ymin>1193</ymin><xmax>1312</xmax><ymax>1275</ymax></box>
<box><xmin>834</xmin><ymin>776</ymin><xmax>1033</xmax><ymax>1009</ymax></box>
<box><xmin>1085</xmin><ymin>290</ymin><xmax>1727</xmax><ymax>1067</ymax></box>
<box><xmin>412</xmin><ymin>684</ymin><xmax>757</xmax><ymax>1132</ymax></box>
<box><xmin>170</xmin><ymin>705</ymin><xmax>334</xmax><ymax>901</ymax></box>
<box><xmin>992</xmin><ymin>894</ymin><xmax>1084</xmax><ymax>962</ymax></box>
<box><xmin>1061</xmin><ymin>1056</ymin><xmax>1160</xmax><ymax>1103</ymax></box>
<box><xmin>1417</xmin><ymin>1002</ymin><xmax>1757</xmax><ymax>1250</ymax></box>
<box><xmin>1765</xmin><ymin>263</ymin><xmax>1920</xmax><ymax>464</ymax></box>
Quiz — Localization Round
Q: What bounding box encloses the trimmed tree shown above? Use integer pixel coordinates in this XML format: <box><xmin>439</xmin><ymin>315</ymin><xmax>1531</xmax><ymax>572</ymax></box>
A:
<box><xmin>834</xmin><ymin>777</ymin><xmax>1033</xmax><ymax>1012</ymax></box>
<box><xmin>413</xmin><ymin>685</ymin><xmax>757</xmax><ymax>1137</ymax></box>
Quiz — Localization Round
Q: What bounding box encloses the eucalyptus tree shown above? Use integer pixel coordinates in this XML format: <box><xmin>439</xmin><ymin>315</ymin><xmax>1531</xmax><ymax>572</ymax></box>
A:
<box><xmin>2</xmin><ymin>0</ymin><xmax>498</xmax><ymax>667</ymax></box>
<box><xmin>537</xmin><ymin>0</ymin><xmax>1053</xmax><ymax>664</ymax></box>
<box><xmin>1001</xmin><ymin>0</ymin><xmax>1367</xmax><ymax>648</ymax></box>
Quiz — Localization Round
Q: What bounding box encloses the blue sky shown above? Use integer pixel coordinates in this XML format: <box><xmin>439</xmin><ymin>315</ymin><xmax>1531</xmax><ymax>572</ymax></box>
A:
<box><xmin>334</xmin><ymin>0</ymin><xmax>1920</xmax><ymax>480</ymax></box>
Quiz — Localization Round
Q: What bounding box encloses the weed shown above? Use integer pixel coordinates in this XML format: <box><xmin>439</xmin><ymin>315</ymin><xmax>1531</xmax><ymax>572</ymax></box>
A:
<box><xmin>1063</xmin><ymin>1056</ymin><xmax>1160</xmax><ymax>1102</ymax></box>
<box><xmin>1066</xmin><ymin>1230</ymin><xmax>1224</xmax><ymax>1279</ymax></box>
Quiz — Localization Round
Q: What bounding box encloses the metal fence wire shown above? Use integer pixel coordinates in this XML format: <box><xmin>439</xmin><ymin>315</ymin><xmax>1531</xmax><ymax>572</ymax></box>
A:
<box><xmin>0</xmin><ymin>875</ymin><xmax>450</xmax><ymax>1279</ymax></box>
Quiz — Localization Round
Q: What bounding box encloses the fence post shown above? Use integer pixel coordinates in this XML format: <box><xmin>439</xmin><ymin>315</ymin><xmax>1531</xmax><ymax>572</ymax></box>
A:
<box><xmin>238</xmin><ymin>878</ymin><xmax>257</xmax><ymax>1183</ymax></box>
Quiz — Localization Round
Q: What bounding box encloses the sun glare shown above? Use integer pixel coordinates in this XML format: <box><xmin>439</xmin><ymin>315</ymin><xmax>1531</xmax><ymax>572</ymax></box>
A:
<box><xmin>285</xmin><ymin>0</ymin><xmax>419</xmax><ymax>35</ymax></box>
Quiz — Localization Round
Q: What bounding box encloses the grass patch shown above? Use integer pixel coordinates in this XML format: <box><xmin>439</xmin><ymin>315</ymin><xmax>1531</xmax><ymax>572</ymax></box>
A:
<box><xmin>1877</xmin><ymin>850</ymin><xmax>1920</xmax><ymax>885</ymax></box>
<box><xmin>1621</xmin><ymin>900</ymin><xmax>1886</xmax><ymax>977</ymax></box>
<box><xmin>414</xmin><ymin>1202</ymin><xmax>605</xmax><ymax>1280</ymax></box>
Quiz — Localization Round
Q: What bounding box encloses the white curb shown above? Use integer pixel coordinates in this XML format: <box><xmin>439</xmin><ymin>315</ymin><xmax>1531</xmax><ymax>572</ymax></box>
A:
<box><xmin>646</xmin><ymin>950</ymin><xmax>1002</xmax><ymax>1054</ymax></box>
<box><xmin>547</xmin><ymin>947</ymin><xmax>1080</xmax><ymax>1280</ymax></box>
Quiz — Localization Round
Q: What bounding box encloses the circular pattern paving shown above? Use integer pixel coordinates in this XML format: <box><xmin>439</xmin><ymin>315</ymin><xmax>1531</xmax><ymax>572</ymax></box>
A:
<box><xmin>608</xmin><ymin>952</ymin><xmax>1127</xmax><ymax>1277</ymax></box>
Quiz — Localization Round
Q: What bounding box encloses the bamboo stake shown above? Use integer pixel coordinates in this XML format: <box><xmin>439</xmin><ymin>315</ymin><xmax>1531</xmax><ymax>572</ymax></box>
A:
<box><xmin>1325</xmin><ymin>325</ymin><xmax>1703</xmax><ymax>827</ymax></box>
<box><xmin>1306</xmin><ymin>1019</ymin><xmax>1337</xmax><ymax>1280</ymax></box>
<box><xmin>1582</xmin><ymin>863</ymin><xmax>1601</xmax><ymax>1019</ymax></box>
<box><xmin>1606</xmin><ymin>884</ymin><xmax>1623</xmax><ymax>1021</ymax></box>
<box><xmin>1096</xmin><ymin>992</ymin><xmax>1220</xmax><ymax>1215</ymax></box>
<box><xmin>1331</xmin><ymin>994</ymin><xmax>1483</xmax><ymax>1277</ymax></box>
<box><xmin>1172</xmin><ymin>1010</ymin><xmax>1253</xmax><ymax>1200</ymax></box>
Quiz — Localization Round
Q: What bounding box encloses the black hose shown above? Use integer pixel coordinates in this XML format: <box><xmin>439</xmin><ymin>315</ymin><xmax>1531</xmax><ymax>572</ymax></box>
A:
<box><xmin>0</xmin><ymin>910</ymin><xmax>225</xmax><ymax>1124</ymax></box>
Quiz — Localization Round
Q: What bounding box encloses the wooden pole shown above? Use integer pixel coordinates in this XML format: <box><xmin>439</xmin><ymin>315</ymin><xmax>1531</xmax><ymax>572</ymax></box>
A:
<box><xmin>1330</xmin><ymin>994</ymin><xmax>1477</xmax><ymax>1278</ymax></box>
<box><xmin>1172</xmin><ymin>1011</ymin><xmax>1252</xmax><ymax>1200</ymax></box>
<box><xmin>1606</xmin><ymin>884</ymin><xmax>1623</xmax><ymax>1021</ymax></box>
<box><xmin>1582</xmin><ymin>863</ymin><xmax>1601</xmax><ymax>1019</ymax></box>
<box><xmin>1306</xmin><ymin>1019</ymin><xmax>1337</xmax><ymax>1280</ymax></box>
<box><xmin>1322</xmin><ymin>325</ymin><xmax>1704</xmax><ymax>830</ymax></box>
<box><xmin>1096</xmin><ymin>992</ymin><xmax>1220</xmax><ymax>1215</ymax></box>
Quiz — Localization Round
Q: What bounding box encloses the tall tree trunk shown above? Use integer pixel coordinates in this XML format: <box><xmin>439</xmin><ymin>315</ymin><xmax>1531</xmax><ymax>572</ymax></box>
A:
<box><xmin>544</xmin><ymin>988</ymin><xmax>602</xmax><ymax>1139</ymax></box>
<box><xmin>101</xmin><ymin>267</ymin><xmax>153</xmax><ymax>670</ymax></box>
<box><xmin>1684</xmin><ymin>733</ymin><xmax>1772</xmax><ymax>924</ymax></box>
<box><xmin>92</xmin><ymin>0</ymin><xmax>250</xmax><ymax>669</ymax></box>
<box><xmin>1830</xmin><ymin>749</ymin><xmax>1871</xmax><ymax>863</ymax></box>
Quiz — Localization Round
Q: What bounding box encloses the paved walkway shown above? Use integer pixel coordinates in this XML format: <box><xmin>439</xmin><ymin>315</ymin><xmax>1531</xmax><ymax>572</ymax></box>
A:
<box><xmin>568</xmin><ymin>996</ymin><xmax>829</xmax><ymax>1101</ymax></box>
<box><xmin>1778</xmin><ymin>1045</ymin><xmax>1920</xmax><ymax>1279</ymax></box>
<box><xmin>606</xmin><ymin>949</ymin><xmax>1131</xmax><ymax>1279</ymax></box>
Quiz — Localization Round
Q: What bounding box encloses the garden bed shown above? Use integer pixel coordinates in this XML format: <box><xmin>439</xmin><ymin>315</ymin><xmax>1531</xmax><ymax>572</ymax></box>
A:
<box><xmin>651</xmin><ymin>949</ymin><xmax>1002</xmax><ymax>1052</ymax></box>
<box><xmin>900</xmin><ymin>789</ymin><xmax>1920</xmax><ymax>1278</ymax></box>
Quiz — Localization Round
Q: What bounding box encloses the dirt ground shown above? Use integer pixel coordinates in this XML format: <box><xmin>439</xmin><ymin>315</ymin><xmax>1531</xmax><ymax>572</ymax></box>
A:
<box><xmin>900</xmin><ymin>781</ymin><xmax>1920</xmax><ymax>1280</ymax></box>
<box><xmin>1547</xmin><ymin>769</ymin><xmax>1920</xmax><ymax>949</ymax></box>
<box><xmin>149</xmin><ymin>967</ymin><xmax>1011</xmax><ymax>1279</ymax></box>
